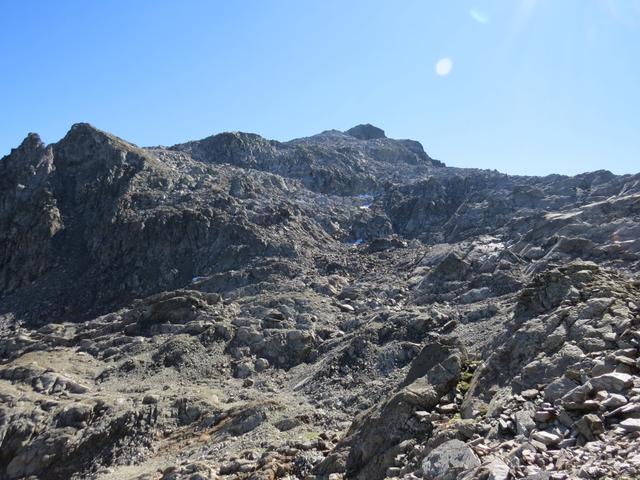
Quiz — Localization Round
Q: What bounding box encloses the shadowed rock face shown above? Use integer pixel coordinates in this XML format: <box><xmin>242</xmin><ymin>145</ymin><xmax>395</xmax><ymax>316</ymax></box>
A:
<box><xmin>1</xmin><ymin>123</ymin><xmax>640</xmax><ymax>480</ymax></box>
<box><xmin>1</xmin><ymin>124</ymin><xmax>341</xmax><ymax>323</ymax></box>
<box><xmin>345</xmin><ymin>123</ymin><xmax>386</xmax><ymax>140</ymax></box>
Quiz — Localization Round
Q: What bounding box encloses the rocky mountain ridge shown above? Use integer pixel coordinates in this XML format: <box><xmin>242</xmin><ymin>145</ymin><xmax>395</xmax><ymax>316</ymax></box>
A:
<box><xmin>1</xmin><ymin>123</ymin><xmax>639</xmax><ymax>480</ymax></box>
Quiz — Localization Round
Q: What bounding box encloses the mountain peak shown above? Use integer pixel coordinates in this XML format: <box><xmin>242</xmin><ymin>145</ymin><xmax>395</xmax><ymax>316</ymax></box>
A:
<box><xmin>17</xmin><ymin>132</ymin><xmax>45</xmax><ymax>153</ymax></box>
<box><xmin>56</xmin><ymin>122</ymin><xmax>142</xmax><ymax>156</ymax></box>
<box><xmin>62</xmin><ymin>122</ymin><xmax>115</xmax><ymax>141</ymax></box>
<box><xmin>345</xmin><ymin>124</ymin><xmax>386</xmax><ymax>140</ymax></box>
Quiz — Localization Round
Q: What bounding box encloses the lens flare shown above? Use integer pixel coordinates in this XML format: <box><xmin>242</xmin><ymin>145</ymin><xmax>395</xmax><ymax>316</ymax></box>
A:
<box><xmin>470</xmin><ymin>8</ymin><xmax>489</xmax><ymax>24</ymax></box>
<box><xmin>435</xmin><ymin>58</ymin><xmax>453</xmax><ymax>76</ymax></box>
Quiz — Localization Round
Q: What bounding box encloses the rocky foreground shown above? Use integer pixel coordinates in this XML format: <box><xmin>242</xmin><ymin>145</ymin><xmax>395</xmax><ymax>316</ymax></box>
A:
<box><xmin>1</xmin><ymin>123</ymin><xmax>639</xmax><ymax>480</ymax></box>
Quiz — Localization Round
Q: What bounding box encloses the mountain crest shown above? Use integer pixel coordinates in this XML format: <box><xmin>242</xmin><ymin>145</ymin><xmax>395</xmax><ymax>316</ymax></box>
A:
<box><xmin>345</xmin><ymin>123</ymin><xmax>386</xmax><ymax>140</ymax></box>
<box><xmin>1</xmin><ymin>122</ymin><xmax>640</xmax><ymax>480</ymax></box>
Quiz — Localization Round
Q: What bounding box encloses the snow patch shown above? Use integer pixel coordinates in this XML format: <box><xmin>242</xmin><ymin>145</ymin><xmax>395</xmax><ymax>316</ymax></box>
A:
<box><xmin>191</xmin><ymin>276</ymin><xmax>210</xmax><ymax>284</ymax></box>
<box><xmin>354</xmin><ymin>193</ymin><xmax>374</xmax><ymax>200</ymax></box>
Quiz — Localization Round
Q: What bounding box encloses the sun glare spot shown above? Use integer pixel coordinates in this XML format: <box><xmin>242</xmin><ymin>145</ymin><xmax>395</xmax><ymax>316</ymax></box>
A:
<box><xmin>435</xmin><ymin>58</ymin><xmax>453</xmax><ymax>76</ymax></box>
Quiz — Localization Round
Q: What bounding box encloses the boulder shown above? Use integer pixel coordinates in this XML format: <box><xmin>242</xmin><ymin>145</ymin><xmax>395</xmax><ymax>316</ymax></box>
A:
<box><xmin>544</xmin><ymin>376</ymin><xmax>580</xmax><ymax>403</ymax></box>
<box><xmin>421</xmin><ymin>439</ymin><xmax>480</xmax><ymax>480</ymax></box>
<box><xmin>573</xmin><ymin>414</ymin><xmax>604</xmax><ymax>441</ymax></box>
<box><xmin>589</xmin><ymin>372</ymin><xmax>633</xmax><ymax>393</ymax></box>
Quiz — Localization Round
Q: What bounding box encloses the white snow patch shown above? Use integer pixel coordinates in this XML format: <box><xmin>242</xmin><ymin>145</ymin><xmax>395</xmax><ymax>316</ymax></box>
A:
<box><xmin>354</xmin><ymin>193</ymin><xmax>374</xmax><ymax>200</ymax></box>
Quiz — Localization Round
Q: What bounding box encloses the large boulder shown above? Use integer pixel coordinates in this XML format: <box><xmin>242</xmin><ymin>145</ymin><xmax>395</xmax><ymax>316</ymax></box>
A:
<box><xmin>421</xmin><ymin>439</ymin><xmax>480</xmax><ymax>480</ymax></box>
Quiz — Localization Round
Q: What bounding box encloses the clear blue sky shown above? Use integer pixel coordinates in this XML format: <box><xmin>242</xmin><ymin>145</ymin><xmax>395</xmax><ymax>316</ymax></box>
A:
<box><xmin>1</xmin><ymin>0</ymin><xmax>639</xmax><ymax>175</ymax></box>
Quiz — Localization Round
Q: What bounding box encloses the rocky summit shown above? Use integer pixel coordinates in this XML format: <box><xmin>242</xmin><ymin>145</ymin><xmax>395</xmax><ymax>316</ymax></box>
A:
<box><xmin>1</xmin><ymin>123</ymin><xmax>640</xmax><ymax>480</ymax></box>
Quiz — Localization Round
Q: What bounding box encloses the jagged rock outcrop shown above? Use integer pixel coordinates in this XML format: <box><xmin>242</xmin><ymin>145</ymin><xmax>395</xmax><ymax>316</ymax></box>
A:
<box><xmin>0</xmin><ymin>124</ymin><xmax>346</xmax><ymax>324</ymax></box>
<box><xmin>0</xmin><ymin>133</ymin><xmax>60</xmax><ymax>295</ymax></box>
<box><xmin>171</xmin><ymin>125</ymin><xmax>444</xmax><ymax>195</ymax></box>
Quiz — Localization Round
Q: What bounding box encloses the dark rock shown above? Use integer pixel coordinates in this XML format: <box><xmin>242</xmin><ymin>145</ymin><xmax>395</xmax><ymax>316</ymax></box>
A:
<box><xmin>345</xmin><ymin>124</ymin><xmax>386</xmax><ymax>140</ymax></box>
<box><xmin>421</xmin><ymin>439</ymin><xmax>480</xmax><ymax>480</ymax></box>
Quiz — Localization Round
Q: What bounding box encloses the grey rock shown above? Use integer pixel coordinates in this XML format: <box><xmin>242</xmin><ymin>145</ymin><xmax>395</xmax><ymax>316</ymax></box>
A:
<box><xmin>143</xmin><ymin>394</ymin><xmax>160</xmax><ymax>404</ymax></box>
<box><xmin>421</xmin><ymin>439</ymin><xmax>480</xmax><ymax>480</ymax></box>
<box><xmin>602</xmin><ymin>393</ymin><xmax>628</xmax><ymax>408</ymax></box>
<box><xmin>561</xmin><ymin>383</ymin><xmax>594</xmax><ymax>410</ymax></box>
<box><xmin>589</xmin><ymin>372</ymin><xmax>633</xmax><ymax>393</ymax></box>
<box><xmin>544</xmin><ymin>376</ymin><xmax>580</xmax><ymax>403</ymax></box>
<box><xmin>531</xmin><ymin>431</ymin><xmax>561</xmax><ymax>446</ymax></box>
<box><xmin>534</xmin><ymin>411</ymin><xmax>555</xmax><ymax>423</ymax></box>
<box><xmin>486</xmin><ymin>458</ymin><xmax>511</xmax><ymax>480</ymax></box>
<box><xmin>620</xmin><ymin>418</ymin><xmax>640</xmax><ymax>432</ymax></box>
<box><xmin>573</xmin><ymin>414</ymin><xmax>604</xmax><ymax>441</ymax></box>
<box><xmin>234</xmin><ymin>362</ymin><xmax>253</xmax><ymax>379</ymax></box>
<box><xmin>515</xmin><ymin>410</ymin><xmax>536</xmax><ymax>435</ymax></box>
<box><xmin>254</xmin><ymin>357</ymin><xmax>270</xmax><ymax>372</ymax></box>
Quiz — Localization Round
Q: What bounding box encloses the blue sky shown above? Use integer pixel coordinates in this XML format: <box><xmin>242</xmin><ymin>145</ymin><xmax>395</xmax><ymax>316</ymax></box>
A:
<box><xmin>1</xmin><ymin>0</ymin><xmax>639</xmax><ymax>175</ymax></box>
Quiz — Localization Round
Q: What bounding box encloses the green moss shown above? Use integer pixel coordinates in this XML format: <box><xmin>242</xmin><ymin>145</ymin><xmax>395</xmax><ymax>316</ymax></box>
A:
<box><xmin>457</xmin><ymin>380</ymin><xmax>471</xmax><ymax>395</ymax></box>
<box><xmin>302</xmin><ymin>431</ymin><xmax>320</xmax><ymax>441</ymax></box>
<box><xmin>456</xmin><ymin>359</ymin><xmax>480</xmax><ymax>395</ymax></box>
<box><xmin>443</xmin><ymin>413</ymin><xmax>462</xmax><ymax>427</ymax></box>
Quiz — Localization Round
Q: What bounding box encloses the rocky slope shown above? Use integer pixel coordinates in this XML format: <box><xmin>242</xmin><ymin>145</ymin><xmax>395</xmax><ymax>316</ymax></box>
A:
<box><xmin>1</xmin><ymin>123</ymin><xmax>639</xmax><ymax>480</ymax></box>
